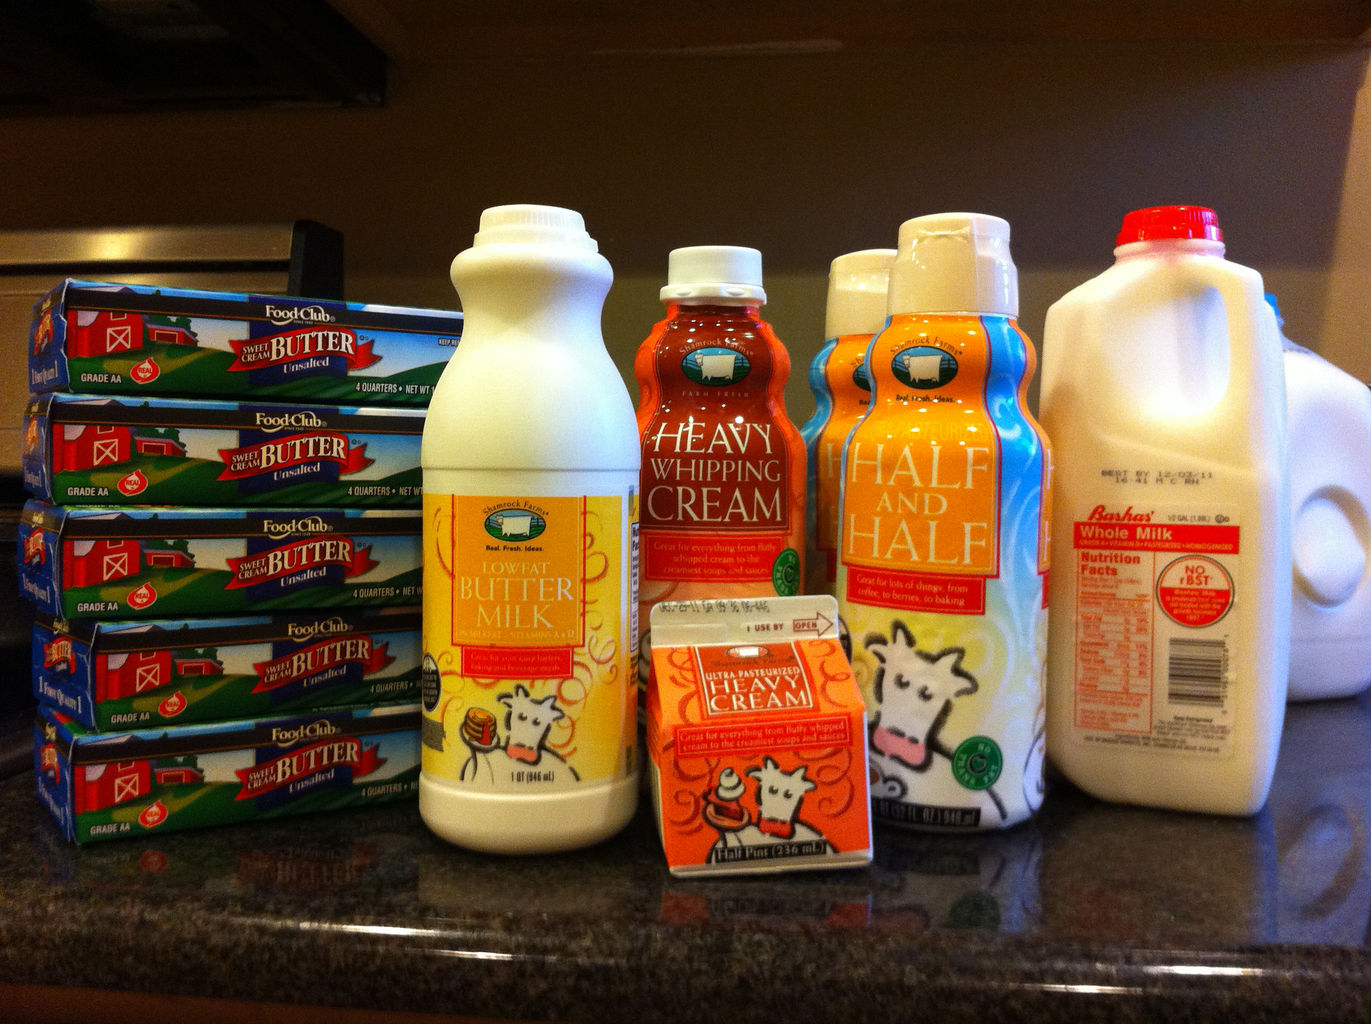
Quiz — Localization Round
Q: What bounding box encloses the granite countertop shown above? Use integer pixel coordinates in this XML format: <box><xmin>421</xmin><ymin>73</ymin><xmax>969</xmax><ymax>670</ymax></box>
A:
<box><xmin>1</xmin><ymin>693</ymin><xmax>1370</xmax><ymax>1023</ymax></box>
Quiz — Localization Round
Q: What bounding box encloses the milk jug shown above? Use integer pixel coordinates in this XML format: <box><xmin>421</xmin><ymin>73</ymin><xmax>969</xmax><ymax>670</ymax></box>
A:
<box><xmin>420</xmin><ymin>204</ymin><xmax>640</xmax><ymax>853</ymax></box>
<box><xmin>801</xmin><ymin>249</ymin><xmax>896</xmax><ymax>597</ymax></box>
<box><xmin>1273</xmin><ymin>296</ymin><xmax>1371</xmax><ymax>701</ymax></box>
<box><xmin>838</xmin><ymin>213</ymin><xmax>1051</xmax><ymax>832</ymax></box>
<box><xmin>1040</xmin><ymin>205</ymin><xmax>1290</xmax><ymax>815</ymax></box>
<box><xmin>634</xmin><ymin>245</ymin><xmax>807</xmax><ymax>669</ymax></box>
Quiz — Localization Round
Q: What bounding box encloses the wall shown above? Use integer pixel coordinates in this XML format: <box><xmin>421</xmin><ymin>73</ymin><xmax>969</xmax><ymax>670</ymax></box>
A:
<box><xmin>1</xmin><ymin>38</ymin><xmax>1367</xmax><ymax>421</ymax></box>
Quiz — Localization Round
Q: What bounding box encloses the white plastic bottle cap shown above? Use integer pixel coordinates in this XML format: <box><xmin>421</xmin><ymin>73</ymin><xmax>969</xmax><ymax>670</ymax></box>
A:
<box><xmin>471</xmin><ymin>204</ymin><xmax>599</xmax><ymax>251</ymax></box>
<box><xmin>887</xmin><ymin>213</ymin><xmax>1018</xmax><ymax>318</ymax></box>
<box><xmin>826</xmin><ymin>249</ymin><xmax>896</xmax><ymax>339</ymax></box>
<box><xmin>659</xmin><ymin>245</ymin><xmax>767</xmax><ymax>304</ymax></box>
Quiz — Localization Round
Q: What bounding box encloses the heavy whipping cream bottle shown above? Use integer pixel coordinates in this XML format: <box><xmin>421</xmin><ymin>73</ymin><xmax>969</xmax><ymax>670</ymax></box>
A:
<box><xmin>1040</xmin><ymin>205</ymin><xmax>1289</xmax><ymax>815</ymax></box>
<box><xmin>420</xmin><ymin>205</ymin><xmax>640</xmax><ymax>853</ymax></box>
<box><xmin>634</xmin><ymin>246</ymin><xmax>806</xmax><ymax>664</ymax></box>
<box><xmin>838</xmin><ymin>213</ymin><xmax>1051</xmax><ymax>831</ymax></box>
<box><xmin>801</xmin><ymin>249</ymin><xmax>896</xmax><ymax>597</ymax></box>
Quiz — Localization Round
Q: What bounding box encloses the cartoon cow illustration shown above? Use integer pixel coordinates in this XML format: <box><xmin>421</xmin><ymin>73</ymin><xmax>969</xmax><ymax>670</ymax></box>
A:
<box><xmin>696</xmin><ymin>351</ymin><xmax>737</xmax><ymax>383</ymax></box>
<box><xmin>705</xmin><ymin>757</ymin><xmax>833</xmax><ymax>860</ymax></box>
<box><xmin>902</xmin><ymin>352</ymin><xmax>944</xmax><ymax>386</ymax></box>
<box><xmin>459</xmin><ymin>685</ymin><xmax>579</xmax><ymax>786</ymax></box>
<box><xmin>865</xmin><ymin>621</ymin><xmax>1007</xmax><ymax>822</ymax></box>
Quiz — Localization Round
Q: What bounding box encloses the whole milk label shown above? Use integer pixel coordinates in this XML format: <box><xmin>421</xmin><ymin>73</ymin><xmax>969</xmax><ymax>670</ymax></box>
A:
<box><xmin>839</xmin><ymin>314</ymin><xmax>1050</xmax><ymax>830</ymax></box>
<box><xmin>1067</xmin><ymin>502</ymin><xmax>1240</xmax><ymax>759</ymax></box>
<box><xmin>421</xmin><ymin>492</ymin><xmax>637</xmax><ymax>791</ymax></box>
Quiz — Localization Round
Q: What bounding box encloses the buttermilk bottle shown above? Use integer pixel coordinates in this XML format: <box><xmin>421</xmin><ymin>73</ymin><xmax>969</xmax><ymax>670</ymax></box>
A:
<box><xmin>420</xmin><ymin>204</ymin><xmax>640</xmax><ymax>854</ymax></box>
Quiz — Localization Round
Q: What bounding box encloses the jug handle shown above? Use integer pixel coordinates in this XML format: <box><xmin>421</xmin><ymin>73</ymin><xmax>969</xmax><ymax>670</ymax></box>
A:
<box><xmin>1172</xmin><ymin>261</ymin><xmax>1287</xmax><ymax>448</ymax></box>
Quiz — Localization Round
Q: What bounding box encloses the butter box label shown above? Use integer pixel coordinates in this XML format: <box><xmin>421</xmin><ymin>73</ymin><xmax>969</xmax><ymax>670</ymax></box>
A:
<box><xmin>33</xmin><ymin>610</ymin><xmax>421</xmax><ymax>730</ymax></box>
<box><xmin>18</xmin><ymin>501</ymin><xmax>421</xmax><ymax>620</ymax></box>
<box><xmin>34</xmin><ymin>703</ymin><xmax>420</xmax><ymax>843</ymax></box>
<box><xmin>30</xmin><ymin>279</ymin><xmax>461</xmax><ymax>406</ymax></box>
<box><xmin>23</xmin><ymin>394</ymin><xmax>423</xmax><ymax>509</ymax></box>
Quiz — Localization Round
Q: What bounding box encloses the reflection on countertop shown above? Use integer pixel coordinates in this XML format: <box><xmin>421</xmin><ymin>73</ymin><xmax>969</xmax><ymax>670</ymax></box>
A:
<box><xmin>1</xmin><ymin>694</ymin><xmax>1370</xmax><ymax>1022</ymax></box>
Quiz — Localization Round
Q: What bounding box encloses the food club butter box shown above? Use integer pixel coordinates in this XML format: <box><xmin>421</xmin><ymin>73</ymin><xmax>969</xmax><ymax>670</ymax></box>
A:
<box><xmin>647</xmin><ymin>595</ymin><xmax>872</xmax><ymax>876</ymax></box>
<box><xmin>23</xmin><ymin>393</ymin><xmax>423</xmax><ymax>509</ymax></box>
<box><xmin>30</xmin><ymin>279</ymin><xmax>461</xmax><ymax>406</ymax></box>
<box><xmin>34</xmin><ymin>609</ymin><xmax>420</xmax><ymax>731</ymax></box>
<box><xmin>18</xmin><ymin>501</ymin><xmax>421</xmax><ymax>620</ymax></box>
<box><xmin>35</xmin><ymin>702</ymin><xmax>420</xmax><ymax>843</ymax></box>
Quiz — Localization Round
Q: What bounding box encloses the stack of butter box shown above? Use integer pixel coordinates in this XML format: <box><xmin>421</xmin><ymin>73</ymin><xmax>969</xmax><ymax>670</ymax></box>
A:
<box><xmin>15</xmin><ymin>279</ymin><xmax>461</xmax><ymax>843</ymax></box>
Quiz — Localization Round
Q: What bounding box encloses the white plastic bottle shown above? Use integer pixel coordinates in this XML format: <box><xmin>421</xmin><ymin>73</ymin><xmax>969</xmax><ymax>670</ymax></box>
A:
<box><xmin>1273</xmin><ymin>295</ymin><xmax>1371</xmax><ymax>701</ymax></box>
<box><xmin>1040</xmin><ymin>205</ymin><xmax>1290</xmax><ymax>816</ymax></box>
<box><xmin>420</xmin><ymin>204</ymin><xmax>641</xmax><ymax>853</ymax></box>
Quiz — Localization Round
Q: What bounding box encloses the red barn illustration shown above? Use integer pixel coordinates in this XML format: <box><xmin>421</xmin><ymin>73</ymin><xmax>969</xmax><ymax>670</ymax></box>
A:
<box><xmin>53</xmin><ymin>424</ymin><xmax>133</xmax><ymax>472</ymax></box>
<box><xmin>154</xmin><ymin>765</ymin><xmax>203</xmax><ymax>785</ymax></box>
<box><xmin>173</xmin><ymin>656</ymin><xmax>221</xmax><ymax>677</ymax></box>
<box><xmin>98</xmin><ymin>650</ymin><xmax>172</xmax><ymax>700</ymax></box>
<box><xmin>67</xmin><ymin>311</ymin><xmax>195</xmax><ymax>356</ymax></box>
<box><xmin>63</xmin><ymin>538</ymin><xmax>141</xmax><ymax>588</ymax></box>
<box><xmin>142</xmin><ymin>549</ymin><xmax>194</xmax><ymax>569</ymax></box>
<box><xmin>98</xmin><ymin>649</ymin><xmax>222</xmax><ymax>700</ymax></box>
<box><xmin>134</xmin><ymin>436</ymin><xmax>186</xmax><ymax>457</ymax></box>
<box><xmin>78</xmin><ymin>760</ymin><xmax>151</xmax><ymax>812</ymax></box>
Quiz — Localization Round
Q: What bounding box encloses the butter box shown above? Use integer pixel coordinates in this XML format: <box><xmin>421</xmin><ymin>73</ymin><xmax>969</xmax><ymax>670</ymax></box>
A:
<box><xmin>647</xmin><ymin>595</ymin><xmax>872</xmax><ymax>876</ymax></box>
<box><xmin>18</xmin><ymin>501</ymin><xmax>421</xmax><ymax>619</ymax></box>
<box><xmin>29</xmin><ymin>279</ymin><xmax>461</xmax><ymax>406</ymax></box>
<box><xmin>23</xmin><ymin>393</ymin><xmax>423</xmax><ymax>508</ymax></box>
<box><xmin>34</xmin><ymin>609</ymin><xmax>421</xmax><ymax>731</ymax></box>
<box><xmin>35</xmin><ymin>702</ymin><xmax>420</xmax><ymax>843</ymax></box>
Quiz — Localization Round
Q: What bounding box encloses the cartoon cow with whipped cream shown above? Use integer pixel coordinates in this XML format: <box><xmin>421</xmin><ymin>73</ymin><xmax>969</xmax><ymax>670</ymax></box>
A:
<box><xmin>704</xmin><ymin>757</ymin><xmax>834</xmax><ymax>860</ymax></box>
<box><xmin>865</xmin><ymin>621</ymin><xmax>1008</xmax><ymax>823</ymax></box>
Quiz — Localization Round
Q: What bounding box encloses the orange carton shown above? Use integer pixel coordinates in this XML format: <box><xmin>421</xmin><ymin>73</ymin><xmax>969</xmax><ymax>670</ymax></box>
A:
<box><xmin>647</xmin><ymin>595</ymin><xmax>872</xmax><ymax>876</ymax></box>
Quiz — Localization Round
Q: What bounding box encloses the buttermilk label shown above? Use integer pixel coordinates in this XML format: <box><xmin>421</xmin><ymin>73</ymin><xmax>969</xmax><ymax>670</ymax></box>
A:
<box><xmin>643</xmin><ymin>420</ymin><xmax>788</xmax><ymax>528</ymax></box>
<box><xmin>443</xmin><ymin>496</ymin><xmax>588</xmax><ymax>678</ymax></box>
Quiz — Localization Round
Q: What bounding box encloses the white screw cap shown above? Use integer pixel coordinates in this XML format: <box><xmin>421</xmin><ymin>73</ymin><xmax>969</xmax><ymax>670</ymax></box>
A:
<box><xmin>888</xmin><ymin>213</ymin><xmax>1018</xmax><ymax>317</ymax></box>
<box><xmin>825</xmin><ymin>248</ymin><xmax>896</xmax><ymax>339</ymax></box>
<box><xmin>472</xmin><ymin>204</ymin><xmax>599</xmax><ymax>252</ymax></box>
<box><xmin>660</xmin><ymin>245</ymin><xmax>766</xmax><ymax>304</ymax></box>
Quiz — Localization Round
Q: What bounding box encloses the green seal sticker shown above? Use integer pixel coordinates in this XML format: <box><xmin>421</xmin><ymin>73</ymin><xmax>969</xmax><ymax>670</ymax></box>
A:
<box><xmin>771</xmin><ymin>547</ymin><xmax>800</xmax><ymax>595</ymax></box>
<box><xmin>951</xmin><ymin>736</ymin><xmax>1003</xmax><ymax>791</ymax></box>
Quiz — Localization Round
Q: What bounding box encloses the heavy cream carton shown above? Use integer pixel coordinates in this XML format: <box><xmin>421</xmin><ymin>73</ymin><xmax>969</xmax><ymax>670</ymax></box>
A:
<box><xmin>23</xmin><ymin>393</ymin><xmax>423</xmax><ymax>508</ymax></box>
<box><xmin>30</xmin><ymin>279</ymin><xmax>461</xmax><ymax>406</ymax></box>
<box><xmin>647</xmin><ymin>595</ymin><xmax>872</xmax><ymax>876</ymax></box>
<box><xmin>18</xmin><ymin>501</ymin><xmax>421</xmax><ymax>619</ymax></box>
<box><xmin>35</xmin><ymin>702</ymin><xmax>420</xmax><ymax>844</ymax></box>
<box><xmin>34</xmin><ymin>609</ymin><xmax>420</xmax><ymax>730</ymax></box>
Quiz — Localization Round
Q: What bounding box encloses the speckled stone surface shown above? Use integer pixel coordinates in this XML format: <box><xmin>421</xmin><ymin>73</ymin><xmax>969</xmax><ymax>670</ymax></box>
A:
<box><xmin>3</xmin><ymin>694</ymin><xmax>1371</xmax><ymax>1022</ymax></box>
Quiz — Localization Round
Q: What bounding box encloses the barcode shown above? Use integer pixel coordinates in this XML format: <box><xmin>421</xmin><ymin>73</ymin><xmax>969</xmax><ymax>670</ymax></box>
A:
<box><xmin>1167</xmin><ymin>638</ymin><xmax>1229</xmax><ymax>706</ymax></box>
